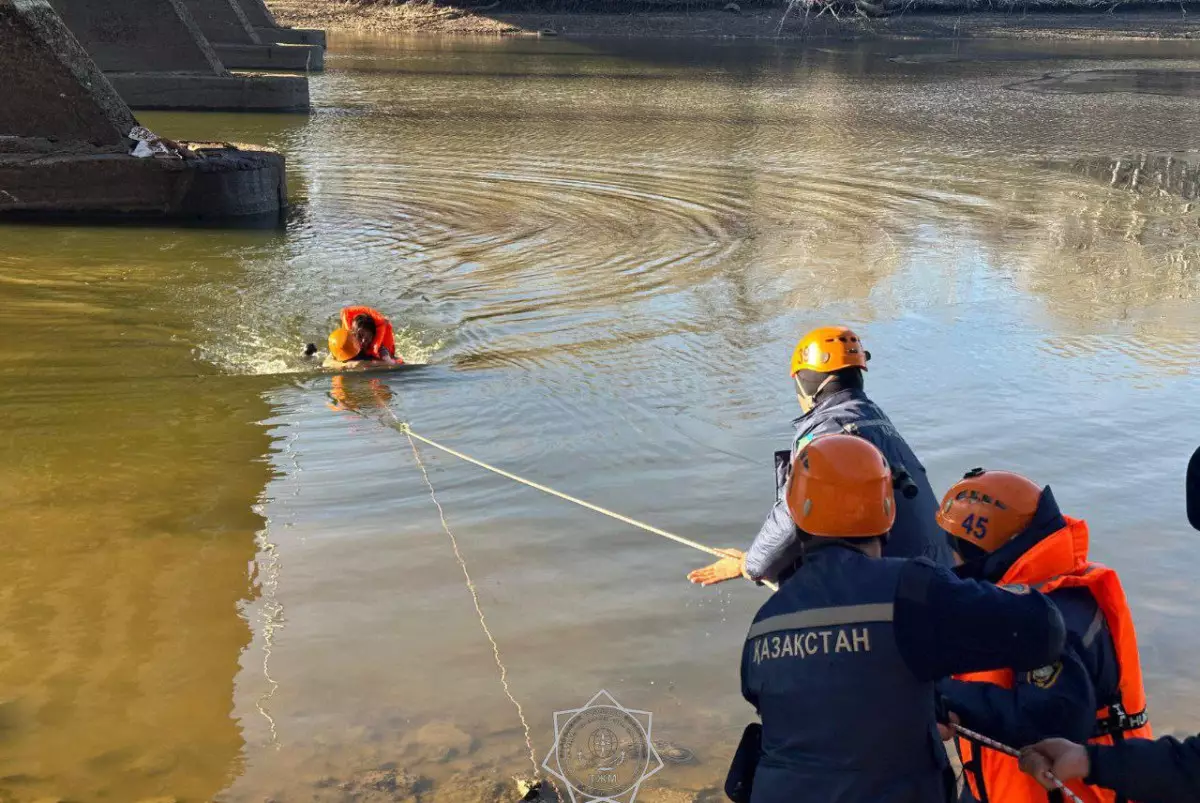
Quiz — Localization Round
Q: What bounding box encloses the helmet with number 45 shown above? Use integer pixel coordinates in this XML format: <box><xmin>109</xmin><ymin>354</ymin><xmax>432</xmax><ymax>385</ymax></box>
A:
<box><xmin>936</xmin><ymin>468</ymin><xmax>1043</xmax><ymax>553</ymax></box>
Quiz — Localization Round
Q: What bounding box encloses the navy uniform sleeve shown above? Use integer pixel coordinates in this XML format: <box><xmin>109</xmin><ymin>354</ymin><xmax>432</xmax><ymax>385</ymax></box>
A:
<box><xmin>938</xmin><ymin>641</ymin><xmax>1096</xmax><ymax>746</ymax></box>
<box><xmin>893</xmin><ymin>559</ymin><xmax>1065</xmax><ymax>682</ymax></box>
<box><xmin>744</xmin><ymin>496</ymin><xmax>797</xmax><ymax>581</ymax></box>
<box><xmin>1086</xmin><ymin>735</ymin><xmax>1200</xmax><ymax>803</ymax></box>
<box><xmin>740</xmin><ymin>635</ymin><xmax>760</xmax><ymax>713</ymax></box>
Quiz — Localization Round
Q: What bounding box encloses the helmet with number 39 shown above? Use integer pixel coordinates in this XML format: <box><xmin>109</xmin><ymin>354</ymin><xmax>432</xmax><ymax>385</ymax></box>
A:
<box><xmin>936</xmin><ymin>468</ymin><xmax>1043</xmax><ymax>553</ymax></box>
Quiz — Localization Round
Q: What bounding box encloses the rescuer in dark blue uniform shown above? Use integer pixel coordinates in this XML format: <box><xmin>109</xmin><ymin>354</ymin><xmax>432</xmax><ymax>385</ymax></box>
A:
<box><xmin>688</xmin><ymin>326</ymin><xmax>952</xmax><ymax>588</ymax></box>
<box><xmin>735</xmin><ymin>434</ymin><xmax>1066</xmax><ymax>803</ymax></box>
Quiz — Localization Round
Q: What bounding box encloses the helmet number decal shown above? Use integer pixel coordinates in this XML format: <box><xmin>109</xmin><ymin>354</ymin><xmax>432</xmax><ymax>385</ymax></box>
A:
<box><xmin>961</xmin><ymin>515</ymin><xmax>989</xmax><ymax>540</ymax></box>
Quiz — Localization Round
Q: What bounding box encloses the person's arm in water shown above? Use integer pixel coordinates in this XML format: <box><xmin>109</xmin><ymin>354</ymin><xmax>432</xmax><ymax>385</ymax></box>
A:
<box><xmin>892</xmin><ymin>559</ymin><xmax>1066</xmax><ymax>682</ymax></box>
<box><xmin>1020</xmin><ymin>735</ymin><xmax>1200</xmax><ymax>803</ymax></box>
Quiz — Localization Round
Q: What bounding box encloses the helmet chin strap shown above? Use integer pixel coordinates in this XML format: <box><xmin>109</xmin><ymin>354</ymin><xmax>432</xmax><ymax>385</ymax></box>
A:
<box><xmin>795</xmin><ymin>373</ymin><xmax>837</xmax><ymax>413</ymax></box>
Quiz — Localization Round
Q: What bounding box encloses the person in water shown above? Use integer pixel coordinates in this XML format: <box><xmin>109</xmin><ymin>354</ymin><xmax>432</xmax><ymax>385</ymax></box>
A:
<box><xmin>689</xmin><ymin>325</ymin><xmax>952</xmax><ymax>587</ymax></box>
<box><xmin>935</xmin><ymin>468</ymin><xmax>1151</xmax><ymax>803</ymax></box>
<box><xmin>736</xmin><ymin>434</ymin><xmax>1065</xmax><ymax>803</ymax></box>
<box><xmin>327</xmin><ymin>306</ymin><xmax>402</xmax><ymax>365</ymax></box>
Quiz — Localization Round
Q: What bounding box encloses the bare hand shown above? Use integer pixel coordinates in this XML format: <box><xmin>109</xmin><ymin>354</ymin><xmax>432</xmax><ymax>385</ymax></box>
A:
<box><xmin>1019</xmin><ymin>739</ymin><xmax>1090</xmax><ymax>790</ymax></box>
<box><xmin>688</xmin><ymin>549</ymin><xmax>747</xmax><ymax>586</ymax></box>
<box><xmin>936</xmin><ymin>712</ymin><xmax>960</xmax><ymax>742</ymax></box>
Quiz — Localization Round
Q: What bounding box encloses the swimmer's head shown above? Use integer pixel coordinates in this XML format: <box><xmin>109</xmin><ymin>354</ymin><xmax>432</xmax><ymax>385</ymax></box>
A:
<box><xmin>350</xmin><ymin>313</ymin><xmax>377</xmax><ymax>351</ymax></box>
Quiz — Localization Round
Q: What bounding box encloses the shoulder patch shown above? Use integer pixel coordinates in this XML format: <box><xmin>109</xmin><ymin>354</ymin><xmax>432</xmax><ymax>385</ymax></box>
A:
<box><xmin>1026</xmin><ymin>662</ymin><xmax>1063</xmax><ymax>689</ymax></box>
<box><xmin>1000</xmin><ymin>583</ymin><xmax>1031</xmax><ymax>595</ymax></box>
<box><xmin>793</xmin><ymin>433</ymin><xmax>815</xmax><ymax>453</ymax></box>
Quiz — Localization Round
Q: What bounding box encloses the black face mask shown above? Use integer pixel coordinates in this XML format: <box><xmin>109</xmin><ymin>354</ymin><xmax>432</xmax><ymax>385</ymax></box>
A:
<box><xmin>795</xmin><ymin>368</ymin><xmax>864</xmax><ymax>400</ymax></box>
<box><xmin>952</xmin><ymin>538</ymin><xmax>991</xmax><ymax>578</ymax></box>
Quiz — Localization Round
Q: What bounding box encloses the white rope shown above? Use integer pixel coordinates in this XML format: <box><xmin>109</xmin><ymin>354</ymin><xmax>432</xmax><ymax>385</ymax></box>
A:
<box><xmin>403</xmin><ymin>429</ymin><xmax>542</xmax><ymax>781</ymax></box>
<box><xmin>394</xmin><ymin>422</ymin><xmax>778</xmax><ymax>592</ymax></box>
<box><xmin>952</xmin><ymin>724</ymin><xmax>1085</xmax><ymax>803</ymax></box>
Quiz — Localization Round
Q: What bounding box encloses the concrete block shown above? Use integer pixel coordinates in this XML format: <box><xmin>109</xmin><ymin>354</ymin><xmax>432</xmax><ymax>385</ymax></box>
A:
<box><xmin>0</xmin><ymin>0</ymin><xmax>289</xmax><ymax>221</ymax></box>
<box><xmin>252</xmin><ymin>24</ymin><xmax>326</xmax><ymax>47</ymax></box>
<box><xmin>49</xmin><ymin>0</ymin><xmax>223</xmax><ymax>74</ymax></box>
<box><xmin>49</xmin><ymin>0</ymin><xmax>311</xmax><ymax>111</ymax></box>
<box><xmin>214</xmin><ymin>41</ymin><xmax>324</xmax><ymax>71</ymax></box>
<box><xmin>236</xmin><ymin>0</ymin><xmax>327</xmax><ymax>49</ymax></box>
<box><xmin>182</xmin><ymin>0</ymin><xmax>260</xmax><ymax>45</ymax></box>
<box><xmin>106</xmin><ymin>71</ymin><xmax>309</xmax><ymax>112</ymax></box>
<box><xmin>0</xmin><ymin>141</ymin><xmax>287</xmax><ymax>221</ymax></box>
<box><xmin>0</xmin><ymin>0</ymin><xmax>135</xmax><ymax>146</ymax></box>
<box><xmin>236</xmin><ymin>0</ymin><xmax>275</xmax><ymax>27</ymax></box>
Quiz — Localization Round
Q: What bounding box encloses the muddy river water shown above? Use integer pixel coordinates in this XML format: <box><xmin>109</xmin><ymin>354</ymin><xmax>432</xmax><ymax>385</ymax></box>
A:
<box><xmin>1</xmin><ymin>31</ymin><xmax>1198</xmax><ymax>803</ymax></box>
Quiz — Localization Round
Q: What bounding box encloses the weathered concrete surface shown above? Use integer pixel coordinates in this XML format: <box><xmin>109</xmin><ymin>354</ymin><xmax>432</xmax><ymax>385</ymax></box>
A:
<box><xmin>214</xmin><ymin>40</ymin><xmax>324</xmax><ymax>71</ymax></box>
<box><xmin>237</xmin><ymin>0</ymin><xmax>276</xmax><ymax>27</ymax></box>
<box><xmin>238</xmin><ymin>0</ymin><xmax>326</xmax><ymax>48</ymax></box>
<box><xmin>253</xmin><ymin>24</ymin><xmax>325</xmax><ymax>46</ymax></box>
<box><xmin>107</xmin><ymin>71</ymin><xmax>309</xmax><ymax>111</ymax></box>
<box><xmin>0</xmin><ymin>141</ymin><xmax>288</xmax><ymax>220</ymax></box>
<box><xmin>0</xmin><ymin>0</ymin><xmax>135</xmax><ymax>146</ymax></box>
<box><xmin>0</xmin><ymin>0</ymin><xmax>289</xmax><ymax>221</ymax></box>
<box><xmin>49</xmin><ymin>0</ymin><xmax>311</xmax><ymax>111</ymax></box>
<box><xmin>48</xmin><ymin>0</ymin><xmax>223</xmax><ymax>74</ymax></box>
<box><xmin>183</xmin><ymin>0</ymin><xmax>261</xmax><ymax>44</ymax></box>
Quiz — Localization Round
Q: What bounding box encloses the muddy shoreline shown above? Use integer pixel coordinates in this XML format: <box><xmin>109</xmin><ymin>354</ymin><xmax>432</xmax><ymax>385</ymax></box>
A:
<box><xmin>269</xmin><ymin>2</ymin><xmax>1200</xmax><ymax>39</ymax></box>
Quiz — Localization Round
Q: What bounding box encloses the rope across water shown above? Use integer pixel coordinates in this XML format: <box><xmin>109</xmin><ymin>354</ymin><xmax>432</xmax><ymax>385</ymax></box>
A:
<box><xmin>392</xmin><ymin>422</ymin><xmax>778</xmax><ymax>592</ymax></box>
<box><xmin>402</xmin><ymin>426</ymin><xmax>543</xmax><ymax>780</ymax></box>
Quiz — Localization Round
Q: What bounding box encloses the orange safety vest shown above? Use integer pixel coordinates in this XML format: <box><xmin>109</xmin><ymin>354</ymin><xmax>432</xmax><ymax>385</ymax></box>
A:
<box><xmin>955</xmin><ymin>517</ymin><xmax>1151</xmax><ymax>803</ymax></box>
<box><xmin>340</xmin><ymin>306</ymin><xmax>399</xmax><ymax>362</ymax></box>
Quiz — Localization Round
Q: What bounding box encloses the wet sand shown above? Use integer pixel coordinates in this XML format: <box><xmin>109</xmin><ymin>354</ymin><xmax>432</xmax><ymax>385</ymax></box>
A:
<box><xmin>269</xmin><ymin>3</ymin><xmax>1200</xmax><ymax>40</ymax></box>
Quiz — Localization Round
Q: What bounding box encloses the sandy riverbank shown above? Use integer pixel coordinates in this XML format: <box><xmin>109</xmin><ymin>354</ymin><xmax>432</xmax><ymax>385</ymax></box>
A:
<box><xmin>268</xmin><ymin>1</ymin><xmax>1200</xmax><ymax>39</ymax></box>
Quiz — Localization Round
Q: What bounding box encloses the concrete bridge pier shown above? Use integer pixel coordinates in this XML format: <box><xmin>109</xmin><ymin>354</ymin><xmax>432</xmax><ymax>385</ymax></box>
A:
<box><xmin>49</xmin><ymin>0</ymin><xmax>310</xmax><ymax>111</ymax></box>
<box><xmin>182</xmin><ymin>0</ymin><xmax>324</xmax><ymax>71</ymax></box>
<box><xmin>237</xmin><ymin>0</ymin><xmax>326</xmax><ymax>48</ymax></box>
<box><xmin>0</xmin><ymin>0</ymin><xmax>288</xmax><ymax>221</ymax></box>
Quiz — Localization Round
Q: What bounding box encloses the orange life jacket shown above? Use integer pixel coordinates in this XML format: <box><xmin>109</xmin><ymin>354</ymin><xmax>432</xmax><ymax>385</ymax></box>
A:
<box><xmin>340</xmin><ymin>306</ymin><xmax>399</xmax><ymax>362</ymax></box>
<box><xmin>955</xmin><ymin>517</ymin><xmax>1151</xmax><ymax>803</ymax></box>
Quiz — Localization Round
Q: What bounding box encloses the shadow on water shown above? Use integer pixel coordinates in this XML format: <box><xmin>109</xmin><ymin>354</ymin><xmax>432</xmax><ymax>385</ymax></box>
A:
<box><xmin>1054</xmin><ymin>151</ymin><xmax>1200</xmax><ymax>200</ymax></box>
<box><xmin>1013</xmin><ymin>67</ymin><xmax>1200</xmax><ymax>97</ymax></box>
<box><xmin>0</xmin><ymin>228</ymin><xmax>281</xmax><ymax>800</ymax></box>
<box><xmin>0</xmin><ymin>209</ymin><xmax>290</xmax><ymax>228</ymax></box>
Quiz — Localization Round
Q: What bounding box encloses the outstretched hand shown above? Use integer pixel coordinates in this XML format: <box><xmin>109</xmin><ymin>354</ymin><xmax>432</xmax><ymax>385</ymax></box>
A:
<box><xmin>688</xmin><ymin>549</ymin><xmax>748</xmax><ymax>586</ymax></box>
<box><xmin>1019</xmin><ymin>739</ymin><xmax>1090</xmax><ymax>791</ymax></box>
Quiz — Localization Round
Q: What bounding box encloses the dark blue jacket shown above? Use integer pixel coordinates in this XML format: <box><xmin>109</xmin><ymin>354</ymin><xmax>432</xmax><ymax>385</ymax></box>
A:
<box><xmin>941</xmin><ymin>490</ymin><xmax>1119</xmax><ymax>760</ymax></box>
<box><xmin>745</xmin><ymin>389</ymin><xmax>953</xmax><ymax>580</ymax></box>
<box><xmin>1087</xmin><ymin>734</ymin><xmax>1200</xmax><ymax>803</ymax></box>
<box><xmin>741</xmin><ymin>543</ymin><xmax>1066</xmax><ymax>803</ymax></box>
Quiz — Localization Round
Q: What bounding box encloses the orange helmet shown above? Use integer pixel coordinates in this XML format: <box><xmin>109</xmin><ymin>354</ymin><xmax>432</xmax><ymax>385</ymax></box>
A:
<box><xmin>790</xmin><ymin>326</ymin><xmax>869</xmax><ymax>377</ymax></box>
<box><xmin>786</xmin><ymin>434</ymin><xmax>895</xmax><ymax>538</ymax></box>
<box><xmin>936</xmin><ymin>468</ymin><xmax>1043</xmax><ymax>553</ymax></box>
<box><xmin>328</xmin><ymin>327</ymin><xmax>361</xmax><ymax>362</ymax></box>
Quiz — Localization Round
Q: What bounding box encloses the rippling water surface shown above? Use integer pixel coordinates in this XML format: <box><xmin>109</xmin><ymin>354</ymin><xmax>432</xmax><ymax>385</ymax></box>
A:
<box><xmin>1</xmin><ymin>32</ymin><xmax>1198</xmax><ymax>803</ymax></box>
